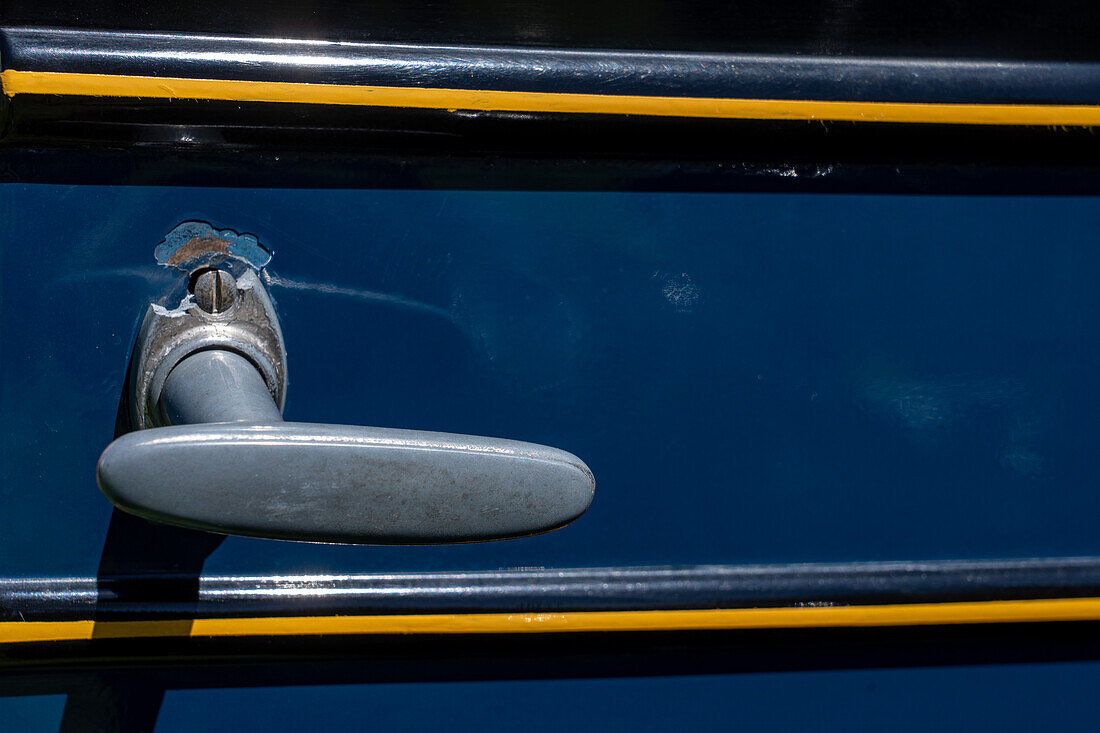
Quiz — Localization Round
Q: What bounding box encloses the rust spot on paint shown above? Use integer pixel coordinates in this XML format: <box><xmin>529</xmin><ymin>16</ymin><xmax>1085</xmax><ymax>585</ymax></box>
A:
<box><xmin>165</xmin><ymin>236</ymin><xmax>232</xmax><ymax>266</ymax></box>
<box><xmin>155</xmin><ymin>221</ymin><xmax>272</xmax><ymax>271</ymax></box>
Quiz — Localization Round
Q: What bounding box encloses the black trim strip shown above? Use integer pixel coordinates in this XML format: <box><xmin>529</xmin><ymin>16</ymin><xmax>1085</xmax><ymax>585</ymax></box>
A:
<box><xmin>5</xmin><ymin>624</ymin><xmax>1100</xmax><ymax>678</ymax></box>
<box><xmin>5</xmin><ymin>558</ymin><xmax>1100</xmax><ymax>621</ymax></box>
<box><xmin>4</xmin><ymin>144</ymin><xmax>1100</xmax><ymax>194</ymax></box>
<box><xmin>5</xmin><ymin>27</ymin><xmax>1100</xmax><ymax>105</ymax></box>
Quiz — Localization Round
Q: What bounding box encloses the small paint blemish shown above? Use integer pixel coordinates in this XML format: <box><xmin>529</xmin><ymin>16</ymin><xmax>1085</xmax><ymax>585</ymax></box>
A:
<box><xmin>1000</xmin><ymin>414</ymin><xmax>1045</xmax><ymax>477</ymax></box>
<box><xmin>661</xmin><ymin>272</ymin><xmax>701</xmax><ymax>313</ymax></box>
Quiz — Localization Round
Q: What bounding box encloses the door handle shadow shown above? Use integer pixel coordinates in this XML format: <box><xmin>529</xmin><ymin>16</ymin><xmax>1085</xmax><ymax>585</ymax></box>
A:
<box><xmin>57</xmin><ymin>509</ymin><xmax>225</xmax><ymax>733</ymax></box>
<box><xmin>58</xmin><ymin>375</ymin><xmax>226</xmax><ymax>733</ymax></box>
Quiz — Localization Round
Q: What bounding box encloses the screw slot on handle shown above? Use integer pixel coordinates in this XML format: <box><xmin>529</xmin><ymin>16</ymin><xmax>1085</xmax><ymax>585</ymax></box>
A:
<box><xmin>189</xmin><ymin>267</ymin><xmax>238</xmax><ymax>314</ymax></box>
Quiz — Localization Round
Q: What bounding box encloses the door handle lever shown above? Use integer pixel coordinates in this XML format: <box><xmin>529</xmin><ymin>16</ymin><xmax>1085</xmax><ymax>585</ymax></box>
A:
<box><xmin>97</xmin><ymin>267</ymin><xmax>594</xmax><ymax>544</ymax></box>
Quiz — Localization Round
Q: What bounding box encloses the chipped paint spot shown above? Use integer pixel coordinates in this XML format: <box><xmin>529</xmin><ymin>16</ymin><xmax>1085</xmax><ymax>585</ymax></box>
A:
<box><xmin>164</xmin><ymin>236</ymin><xmax>231</xmax><ymax>265</ymax></box>
<box><xmin>237</xmin><ymin>270</ymin><xmax>260</xmax><ymax>291</ymax></box>
<box><xmin>154</xmin><ymin>221</ymin><xmax>272</xmax><ymax>272</ymax></box>
<box><xmin>151</xmin><ymin>292</ymin><xmax>197</xmax><ymax>318</ymax></box>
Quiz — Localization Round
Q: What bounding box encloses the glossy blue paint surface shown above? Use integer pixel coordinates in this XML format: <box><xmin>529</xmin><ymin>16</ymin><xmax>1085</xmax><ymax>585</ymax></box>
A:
<box><xmin>0</xmin><ymin>695</ymin><xmax>66</xmax><ymax>733</ymax></box>
<box><xmin>2</xmin><ymin>184</ymin><xmax>1100</xmax><ymax>576</ymax></box>
<box><xmin>152</xmin><ymin>663</ymin><xmax>1100</xmax><ymax>732</ymax></box>
<box><xmin>5</xmin><ymin>662</ymin><xmax>1100</xmax><ymax>731</ymax></box>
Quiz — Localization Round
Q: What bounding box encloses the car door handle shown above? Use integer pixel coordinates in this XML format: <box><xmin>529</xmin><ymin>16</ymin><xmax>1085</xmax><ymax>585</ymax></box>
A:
<box><xmin>97</xmin><ymin>266</ymin><xmax>594</xmax><ymax>544</ymax></box>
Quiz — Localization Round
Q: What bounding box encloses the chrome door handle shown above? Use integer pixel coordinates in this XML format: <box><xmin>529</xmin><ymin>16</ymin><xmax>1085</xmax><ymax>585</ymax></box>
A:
<box><xmin>97</xmin><ymin>267</ymin><xmax>594</xmax><ymax>544</ymax></box>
